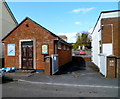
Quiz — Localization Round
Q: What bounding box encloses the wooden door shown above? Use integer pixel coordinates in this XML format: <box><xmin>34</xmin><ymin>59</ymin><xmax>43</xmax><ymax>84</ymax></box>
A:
<box><xmin>21</xmin><ymin>41</ymin><xmax>33</xmax><ymax>69</ymax></box>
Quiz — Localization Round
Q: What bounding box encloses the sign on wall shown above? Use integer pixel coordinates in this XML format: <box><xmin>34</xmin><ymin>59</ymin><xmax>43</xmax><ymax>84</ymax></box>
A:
<box><xmin>8</xmin><ymin>44</ymin><xmax>15</xmax><ymax>56</ymax></box>
<box><xmin>42</xmin><ymin>44</ymin><xmax>48</xmax><ymax>54</ymax></box>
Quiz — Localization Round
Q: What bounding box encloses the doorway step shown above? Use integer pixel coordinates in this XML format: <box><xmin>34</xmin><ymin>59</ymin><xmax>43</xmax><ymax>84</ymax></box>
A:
<box><xmin>16</xmin><ymin>70</ymin><xmax>36</xmax><ymax>73</ymax></box>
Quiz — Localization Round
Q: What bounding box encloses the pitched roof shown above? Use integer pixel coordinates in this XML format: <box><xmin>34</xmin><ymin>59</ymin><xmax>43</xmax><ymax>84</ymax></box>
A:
<box><xmin>2</xmin><ymin>17</ymin><xmax>72</xmax><ymax>47</ymax></box>
<box><xmin>91</xmin><ymin>10</ymin><xmax>120</xmax><ymax>34</ymax></box>
<box><xmin>3</xmin><ymin>0</ymin><xmax>18</xmax><ymax>24</ymax></box>
<box><xmin>101</xmin><ymin>10</ymin><xmax>120</xmax><ymax>14</ymax></box>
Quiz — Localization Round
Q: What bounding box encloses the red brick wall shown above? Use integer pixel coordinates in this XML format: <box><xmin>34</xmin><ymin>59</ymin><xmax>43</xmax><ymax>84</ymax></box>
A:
<box><xmin>118</xmin><ymin>18</ymin><xmax>120</xmax><ymax>57</ymax></box>
<box><xmin>4</xmin><ymin>18</ymin><xmax>56</xmax><ymax>70</ymax></box>
<box><xmin>101</xmin><ymin>17</ymin><xmax>119</xmax><ymax>57</ymax></box>
<box><xmin>3</xmin><ymin>18</ymin><xmax>72</xmax><ymax>70</ymax></box>
<box><xmin>101</xmin><ymin>17</ymin><xmax>120</xmax><ymax>78</ymax></box>
<box><xmin>55</xmin><ymin>42</ymin><xmax>72</xmax><ymax>67</ymax></box>
<box><xmin>118</xmin><ymin>18</ymin><xmax>120</xmax><ymax>78</ymax></box>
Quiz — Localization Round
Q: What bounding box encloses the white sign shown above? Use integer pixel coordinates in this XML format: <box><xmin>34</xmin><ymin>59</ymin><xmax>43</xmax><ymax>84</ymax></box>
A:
<box><xmin>42</xmin><ymin>45</ymin><xmax>48</xmax><ymax>54</ymax></box>
<box><xmin>8</xmin><ymin>44</ymin><xmax>15</xmax><ymax>56</ymax></box>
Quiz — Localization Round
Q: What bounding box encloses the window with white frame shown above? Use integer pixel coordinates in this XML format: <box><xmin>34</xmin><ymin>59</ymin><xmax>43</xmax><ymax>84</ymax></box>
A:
<box><xmin>58</xmin><ymin>42</ymin><xmax>62</xmax><ymax>49</ymax></box>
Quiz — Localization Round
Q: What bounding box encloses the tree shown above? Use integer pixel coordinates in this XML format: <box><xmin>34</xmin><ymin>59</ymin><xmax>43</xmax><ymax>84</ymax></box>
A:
<box><xmin>73</xmin><ymin>33</ymin><xmax>82</xmax><ymax>50</ymax></box>
<box><xmin>73</xmin><ymin>32</ymin><xmax>91</xmax><ymax>50</ymax></box>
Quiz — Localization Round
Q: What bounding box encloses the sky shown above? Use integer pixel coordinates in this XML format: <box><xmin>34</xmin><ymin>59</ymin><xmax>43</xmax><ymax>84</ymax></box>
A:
<box><xmin>7</xmin><ymin>2</ymin><xmax>118</xmax><ymax>43</ymax></box>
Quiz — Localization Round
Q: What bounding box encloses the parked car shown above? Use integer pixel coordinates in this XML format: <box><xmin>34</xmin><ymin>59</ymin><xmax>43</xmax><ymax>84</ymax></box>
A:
<box><xmin>77</xmin><ymin>50</ymin><xmax>86</xmax><ymax>55</ymax></box>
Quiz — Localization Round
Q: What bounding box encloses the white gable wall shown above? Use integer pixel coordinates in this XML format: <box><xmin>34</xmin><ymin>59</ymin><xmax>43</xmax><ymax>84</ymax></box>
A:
<box><xmin>0</xmin><ymin>1</ymin><xmax>17</xmax><ymax>58</ymax></box>
<box><xmin>91</xmin><ymin>15</ymin><xmax>101</xmax><ymax>68</ymax></box>
<box><xmin>0</xmin><ymin>1</ymin><xmax>2</xmax><ymax>41</ymax></box>
<box><xmin>0</xmin><ymin>2</ymin><xmax>17</xmax><ymax>38</ymax></box>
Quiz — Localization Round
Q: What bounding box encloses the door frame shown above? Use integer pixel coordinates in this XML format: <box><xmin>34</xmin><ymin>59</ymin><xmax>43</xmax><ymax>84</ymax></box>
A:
<box><xmin>19</xmin><ymin>39</ymin><xmax>36</xmax><ymax>69</ymax></box>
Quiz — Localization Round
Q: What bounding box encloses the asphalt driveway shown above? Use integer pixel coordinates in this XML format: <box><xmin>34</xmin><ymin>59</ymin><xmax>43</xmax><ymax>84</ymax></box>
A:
<box><xmin>2</xmin><ymin>57</ymin><xmax>119</xmax><ymax>97</ymax></box>
<box><xmin>4</xmin><ymin>57</ymin><xmax>118</xmax><ymax>87</ymax></box>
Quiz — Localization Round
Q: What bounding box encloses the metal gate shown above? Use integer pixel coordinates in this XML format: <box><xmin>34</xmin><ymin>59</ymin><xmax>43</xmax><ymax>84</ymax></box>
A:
<box><xmin>99</xmin><ymin>53</ymin><xmax>107</xmax><ymax>77</ymax></box>
<box><xmin>51</xmin><ymin>54</ymin><xmax>59</xmax><ymax>75</ymax></box>
<box><xmin>117</xmin><ymin>57</ymin><xmax>120</xmax><ymax>78</ymax></box>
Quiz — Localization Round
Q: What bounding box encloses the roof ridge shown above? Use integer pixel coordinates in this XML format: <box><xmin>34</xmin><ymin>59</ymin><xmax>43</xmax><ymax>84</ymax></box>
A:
<box><xmin>101</xmin><ymin>10</ymin><xmax>120</xmax><ymax>14</ymax></box>
<box><xmin>3</xmin><ymin>0</ymin><xmax>18</xmax><ymax>24</ymax></box>
<box><xmin>24</xmin><ymin>17</ymin><xmax>71</xmax><ymax>46</ymax></box>
<box><xmin>91</xmin><ymin>10</ymin><xmax>119</xmax><ymax>34</ymax></box>
<box><xmin>2</xmin><ymin>17</ymin><xmax>72</xmax><ymax>47</ymax></box>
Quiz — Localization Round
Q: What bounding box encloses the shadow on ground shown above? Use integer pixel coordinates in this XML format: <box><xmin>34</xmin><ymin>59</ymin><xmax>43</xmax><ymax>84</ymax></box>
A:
<box><xmin>58</xmin><ymin>56</ymin><xmax>86</xmax><ymax>74</ymax></box>
<box><xmin>1</xmin><ymin>76</ymin><xmax>13</xmax><ymax>84</ymax></box>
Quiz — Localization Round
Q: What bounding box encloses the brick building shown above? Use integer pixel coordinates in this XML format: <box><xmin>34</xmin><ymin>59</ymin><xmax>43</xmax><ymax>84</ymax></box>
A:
<box><xmin>2</xmin><ymin>17</ymin><xmax>72</xmax><ymax>73</ymax></box>
<box><xmin>91</xmin><ymin>10</ymin><xmax>120</xmax><ymax>78</ymax></box>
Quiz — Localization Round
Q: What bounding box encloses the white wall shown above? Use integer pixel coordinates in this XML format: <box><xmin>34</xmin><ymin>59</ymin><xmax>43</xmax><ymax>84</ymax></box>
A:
<box><xmin>0</xmin><ymin>1</ymin><xmax>17</xmax><ymax>58</ymax></box>
<box><xmin>101</xmin><ymin>11</ymin><xmax>120</xmax><ymax>19</ymax></box>
<box><xmin>0</xmin><ymin>1</ymin><xmax>3</xmax><ymax>59</ymax></box>
<box><xmin>100</xmin><ymin>44</ymin><xmax>112</xmax><ymax>77</ymax></box>
<box><xmin>91</xmin><ymin>15</ymin><xmax>101</xmax><ymax>68</ymax></box>
<box><xmin>0</xmin><ymin>1</ymin><xmax>2</xmax><ymax>41</ymax></box>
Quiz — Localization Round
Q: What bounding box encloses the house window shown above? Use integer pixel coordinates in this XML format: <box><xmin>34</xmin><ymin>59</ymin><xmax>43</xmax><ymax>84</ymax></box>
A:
<box><xmin>58</xmin><ymin>42</ymin><xmax>62</xmax><ymax>49</ymax></box>
<box><xmin>64</xmin><ymin>45</ymin><xmax>67</xmax><ymax>50</ymax></box>
<box><xmin>67</xmin><ymin>46</ymin><xmax>70</xmax><ymax>50</ymax></box>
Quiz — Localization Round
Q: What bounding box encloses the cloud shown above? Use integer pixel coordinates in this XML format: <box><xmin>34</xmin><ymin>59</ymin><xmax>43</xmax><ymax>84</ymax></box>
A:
<box><xmin>75</xmin><ymin>22</ymin><xmax>80</xmax><ymax>25</ymax></box>
<box><xmin>56</xmin><ymin>32</ymin><xmax>78</xmax><ymax>43</ymax></box>
<box><xmin>72</xmin><ymin>7</ymin><xmax>94</xmax><ymax>13</ymax></box>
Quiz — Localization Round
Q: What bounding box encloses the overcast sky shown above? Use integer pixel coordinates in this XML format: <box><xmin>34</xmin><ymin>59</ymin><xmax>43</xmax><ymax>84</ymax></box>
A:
<box><xmin>7</xmin><ymin>2</ymin><xmax>118</xmax><ymax>43</ymax></box>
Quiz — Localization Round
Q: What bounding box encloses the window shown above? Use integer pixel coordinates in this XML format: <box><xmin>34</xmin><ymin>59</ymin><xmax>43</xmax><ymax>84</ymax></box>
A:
<box><xmin>67</xmin><ymin>46</ymin><xmax>70</xmax><ymax>50</ymax></box>
<box><xmin>58</xmin><ymin>42</ymin><xmax>62</xmax><ymax>49</ymax></box>
<box><xmin>63</xmin><ymin>45</ymin><xmax>67</xmax><ymax>50</ymax></box>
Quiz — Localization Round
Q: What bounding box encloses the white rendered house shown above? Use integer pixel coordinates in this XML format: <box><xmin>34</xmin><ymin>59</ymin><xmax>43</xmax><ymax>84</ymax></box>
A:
<box><xmin>91</xmin><ymin>10</ymin><xmax>120</xmax><ymax>77</ymax></box>
<box><xmin>0</xmin><ymin>0</ymin><xmax>18</xmax><ymax>59</ymax></box>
